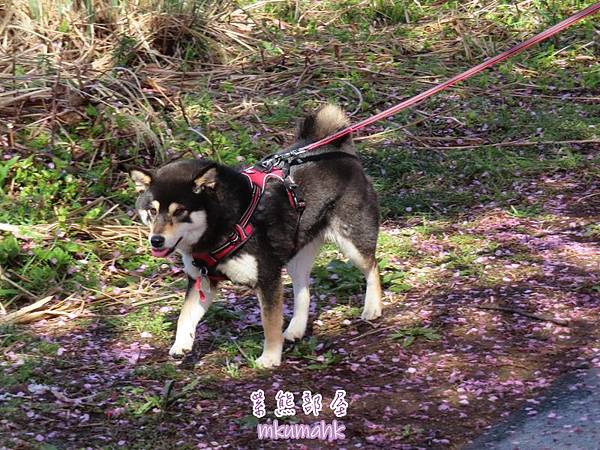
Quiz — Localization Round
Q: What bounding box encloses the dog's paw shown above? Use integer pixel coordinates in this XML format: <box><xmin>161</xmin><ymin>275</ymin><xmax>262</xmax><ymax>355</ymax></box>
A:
<box><xmin>254</xmin><ymin>353</ymin><xmax>281</xmax><ymax>369</ymax></box>
<box><xmin>361</xmin><ymin>303</ymin><xmax>382</xmax><ymax>321</ymax></box>
<box><xmin>283</xmin><ymin>319</ymin><xmax>306</xmax><ymax>341</ymax></box>
<box><xmin>169</xmin><ymin>341</ymin><xmax>193</xmax><ymax>359</ymax></box>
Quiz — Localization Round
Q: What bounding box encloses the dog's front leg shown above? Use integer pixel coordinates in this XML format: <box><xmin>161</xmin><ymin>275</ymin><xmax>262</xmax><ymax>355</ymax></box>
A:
<box><xmin>255</xmin><ymin>279</ymin><xmax>284</xmax><ymax>369</ymax></box>
<box><xmin>169</xmin><ymin>277</ymin><xmax>215</xmax><ymax>358</ymax></box>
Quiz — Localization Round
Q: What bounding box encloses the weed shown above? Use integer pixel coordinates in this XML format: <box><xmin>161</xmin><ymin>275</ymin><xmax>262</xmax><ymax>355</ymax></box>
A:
<box><xmin>2</xmin><ymin>0</ymin><xmax>599</xmax><ymax>448</ymax></box>
<box><xmin>117</xmin><ymin>386</ymin><xmax>165</xmax><ymax>416</ymax></box>
<box><xmin>378</xmin><ymin>233</ymin><xmax>416</xmax><ymax>259</ymax></box>
<box><xmin>438</xmin><ymin>235</ymin><xmax>495</xmax><ymax>277</ymax></box>
<box><xmin>218</xmin><ymin>334</ymin><xmax>263</xmax><ymax>365</ymax></box>
<box><xmin>312</xmin><ymin>259</ymin><xmax>364</xmax><ymax>297</ymax></box>
<box><xmin>584</xmin><ymin>224</ymin><xmax>600</xmax><ymax>238</ymax></box>
<box><xmin>381</xmin><ymin>269</ymin><xmax>412</xmax><ymax>293</ymax></box>
<box><xmin>36</xmin><ymin>341</ymin><xmax>60</xmax><ymax>356</ymax></box>
<box><xmin>305</xmin><ymin>351</ymin><xmax>343</xmax><ymax>370</ymax></box>
<box><xmin>111</xmin><ymin>306</ymin><xmax>172</xmax><ymax>342</ymax></box>
<box><xmin>0</xmin><ymin>357</ymin><xmax>39</xmax><ymax>388</ymax></box>
<box><xmin>133</xmin><ymin>363</ymin><xmax>180</xmax><ymax>380</ymax></box>
<box><xmin>390</xmin><ymin>326</ymin><xmax>441</xmax><ymax>348</ymax></box>
<box><xmin>290</xmin><ymin>336</ymin><xmax>319</xmax><ymax>359</ymax></box>
<box><xmin>379</xmin><ymin>257</ymin><xmax>411</xmax><ymax>293</ymax></box>
<box><xmin>223</xmin><ymin>359</ymin><xmax>241</xmax><ymax>379</ymax></box>
<box><xmin>0</xmin><ymin>324</ymin><xmax>32</xmax><ymax>347</ymax></box>
<box><xmin>289</xmin><ymin>337</ymin><xmax>342</xmax><ymax>369</ymax></box>
<box><xmin>237</xmin><ymin>414</ymin><xmax>260</xmax><ymax>429</ymax></box>
<box><xmin>204</xmin><ymin>302</ymin><xmax>244</xmax><ymax>325</ymax></box>
<box><xmin>131</xmin><ymin>394</ymin><xmax>163</xmax><ymax>416</ymax></box>
<box><xmin>327</xmin><ymin>304</ymin><xmax>361</xmax><ymax>319</ymax></box>
<box><xmin>507</xmin><ymin>204</ymin><xmax>543</xmax><ymax>218</ymax></box>
<box><xmin>401</xmin><ymin>424</ymin><xmax>423</xmax><ymax>438</ymax></box>
<box><xmin>113</xmin><ymin>35</ymin><xmax>138</xmax><ymax>67</ymax></box>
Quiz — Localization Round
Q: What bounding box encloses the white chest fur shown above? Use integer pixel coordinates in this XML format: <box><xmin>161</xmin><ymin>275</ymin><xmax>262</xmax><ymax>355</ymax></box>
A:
<box><xmin>218</xmin><ymin>253</ymin><xmax>258</xmax><ymax>286</ymax></box>
<box><xmin>180</xmin><ymin>252</ymin><xmax>258</xmax><ymax>286</ymax></box>
<box><xmin>181</xmin><ymin>252</ymin><xmax>204</xmax><ymax>279</ymax></box>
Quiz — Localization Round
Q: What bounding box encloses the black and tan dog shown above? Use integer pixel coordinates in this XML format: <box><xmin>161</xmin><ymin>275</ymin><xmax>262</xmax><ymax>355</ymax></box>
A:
<box><xmin>130</xmin><ymin>105</ymin><xmax>382</xmax><ymax>368</ymax></box>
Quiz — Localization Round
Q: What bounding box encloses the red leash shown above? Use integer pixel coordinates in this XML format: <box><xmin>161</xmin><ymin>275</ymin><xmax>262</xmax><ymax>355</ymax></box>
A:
<box><xmin>300</xmin><ymin>2</ymin><xmax>600</xmax><ymax>153</ymax></box>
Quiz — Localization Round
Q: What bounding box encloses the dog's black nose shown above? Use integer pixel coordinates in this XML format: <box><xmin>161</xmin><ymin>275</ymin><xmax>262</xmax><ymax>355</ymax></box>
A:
<box><xmin>150</xmin><ymin>235</ymin><xmax>165</xmax><ymax>248</ymax></box>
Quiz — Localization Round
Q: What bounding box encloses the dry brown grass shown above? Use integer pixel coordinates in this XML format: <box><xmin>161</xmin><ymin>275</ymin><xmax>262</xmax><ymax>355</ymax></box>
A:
<box><xmin>1</xmin><ymin>0</ymin><xmax>255</xmax><ymax>67</ymax></box>
<box><xmin>3</xmin><ymin>0</ymin><xmax>589</xmax><ymax>150</ymax></box>
<box><xmin>0</xmin><ymin>0</ymin><xmax>261</xmax><ymax>152</ymax></box>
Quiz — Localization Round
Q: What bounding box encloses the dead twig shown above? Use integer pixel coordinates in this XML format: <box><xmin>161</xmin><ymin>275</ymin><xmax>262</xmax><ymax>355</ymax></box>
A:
<box><xmin>468</xmin><ymin>304</ymin><xmax>570</xmax><ymax>326</ymax></box>
<box><xmin>413</xmin><ymin>139</ymin><xmax>600</xmax><ymax>150</ymax></box>
<box><xmin>576</xmin><ymin>192</ymin><xmax>600</xmax><ymax>203</ymax></box>
<box><xmin>0</xmin><ymin>265</ymin><xmax>38</xmax><ymax>299</ymax></box>
<box><xmin>348</xmin><ymin>323</ymin><xmax>396</xmax><ymax>342</ymax></box>
<box><xmin>335</xmin><ymin>79</ymin><xmax>363</xmax><ymax>116</ymax></box>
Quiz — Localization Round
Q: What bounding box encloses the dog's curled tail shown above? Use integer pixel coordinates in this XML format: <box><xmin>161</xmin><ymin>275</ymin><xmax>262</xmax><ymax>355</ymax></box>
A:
<box><xmin>297</xmin><ymin>104</ymin><xmax>351</xmax><ymax>147</ymax></box>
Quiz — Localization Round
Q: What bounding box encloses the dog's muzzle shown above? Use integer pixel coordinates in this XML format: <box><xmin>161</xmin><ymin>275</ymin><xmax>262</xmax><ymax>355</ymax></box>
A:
<box><xmin>150</xmin><ymin>236</ymin><xmax>182</xmax><ymax>258</ymax></box>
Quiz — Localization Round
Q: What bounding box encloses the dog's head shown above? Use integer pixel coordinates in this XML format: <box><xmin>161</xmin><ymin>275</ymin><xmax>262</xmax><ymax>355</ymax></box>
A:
<box><xmin>129</xmin><ymin>160</ymin><xmax>218</xmax><ymax>257</ymax></box>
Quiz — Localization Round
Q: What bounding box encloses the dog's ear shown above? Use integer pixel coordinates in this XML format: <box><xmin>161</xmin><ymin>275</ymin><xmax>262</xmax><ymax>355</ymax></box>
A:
<box><xmin>130</xmin><ymin>169</ymin><xmax>153</xmax><ymax>193</ymax></box>
<box><xmin>193</xmin><ymin>166</ymin><xmax>218</xmax><ymax>193</ymax></box>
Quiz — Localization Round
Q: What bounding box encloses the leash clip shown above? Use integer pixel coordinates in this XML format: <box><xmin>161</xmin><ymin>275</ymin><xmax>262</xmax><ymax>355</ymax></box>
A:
<box><xmin>259</xmin><ymin>154</ymin><xmax>279</xmax><ymax>171</ymax></box>
<box><xmin>192</xmin><ymin>260</ymin><xmax>209</xmax><ymax>278</ymax></box>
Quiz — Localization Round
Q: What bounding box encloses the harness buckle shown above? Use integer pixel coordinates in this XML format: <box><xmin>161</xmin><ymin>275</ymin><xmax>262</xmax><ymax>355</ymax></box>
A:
<box><xmin>229</xmin><ymin>224</ymin><xmax>247</xmax><ymax>244</ymax></box>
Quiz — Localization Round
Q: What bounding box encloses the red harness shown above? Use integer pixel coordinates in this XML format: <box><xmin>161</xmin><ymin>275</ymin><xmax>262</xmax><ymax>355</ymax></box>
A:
<box><xmin>190</xmin><ymin>166</ymin><xmax>304</xmax><ymax>302</ymax></box>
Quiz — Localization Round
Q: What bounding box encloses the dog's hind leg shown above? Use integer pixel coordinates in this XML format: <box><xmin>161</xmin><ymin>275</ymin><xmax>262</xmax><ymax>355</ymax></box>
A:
<box><xmin>169</xmin><ymin>277</ymin><xmax>215</xmax><ymax>358</ymax></box>
<box><xmin>326</xmin><ymin>220</ymin><xmax>383</xmax><ymax>321</ymax></box>
<box><xmin>359</xmin><ymin>260</ymin><xmax>383</xmax><ymax>320</ymax></box>
<box><xmin>255</xmin><ymin>278</ymin><xmax>285</xmax><ymax>368</ymax></box>
<box><xmin>284</xmin><ymin>238</ymin><xmax>323</xmax><ymax>341</ymax></box>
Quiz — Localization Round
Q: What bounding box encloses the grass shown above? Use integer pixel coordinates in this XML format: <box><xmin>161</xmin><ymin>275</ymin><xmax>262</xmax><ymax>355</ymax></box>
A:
<box><xmin>133</xmin><ymin>362</ymin><xmax>180</xmax><ymax>380</ymax></box>
<box><xmin>0</xmin><ymin>325</ymin><xmax>65</xmax><ymax>389</ymax></box>
<box><xmin>107</xmin><ymin>306</ymin><xmax>173</xmax><ymax>342</ymax></box>
<box><xmin>390</xmin><ymin>325</ymin><xmax>442</xmax><ymax>348</ymax></box>
<box><xmin>288</xmin><ymin>336</ymin><xmax>343</xmax><ymax>369</ymax></box>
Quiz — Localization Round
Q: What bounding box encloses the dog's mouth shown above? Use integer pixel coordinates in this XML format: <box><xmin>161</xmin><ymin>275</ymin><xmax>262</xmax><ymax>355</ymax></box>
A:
<box><xmin>151</xmin><ymin>237</ymin><xmax>182</xmax><ymax>258</ymax></box>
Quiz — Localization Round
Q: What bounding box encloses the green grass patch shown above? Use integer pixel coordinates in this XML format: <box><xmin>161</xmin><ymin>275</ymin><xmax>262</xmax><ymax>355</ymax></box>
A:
<box><xmin>132</xmin><ymin>362</ymin><xmax>180</xmax><ymax>381</ymax></box>
<box><xmin>107</xmin><ymin>306</ymin><xmax>173</xmax><ymax>343</ymax></box>
<box><xmin>288</xmin><ymin>337</ymin><xmax>342</xmax><ymax>369</ymax></box>
<box><xmin>312</xmin><ymin>259</ymin><xmax>364</xmax><ymax>298</ymax></box>
<box><xmin>390</xmin><ymin>325</ymin><xmax>441</xmax><ymax>348</ymax></box>
<box><xmin>0</xmin><ymin>357</ymin><xmax>39</xmax><ymax>388</ymax></box>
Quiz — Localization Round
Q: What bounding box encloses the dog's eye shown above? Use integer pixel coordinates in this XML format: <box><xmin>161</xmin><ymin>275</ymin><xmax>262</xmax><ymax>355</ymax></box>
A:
<box><xmin>173</xmin><ymin>207</ymin><xmax>187</xmax><ymax>217</ymax></box>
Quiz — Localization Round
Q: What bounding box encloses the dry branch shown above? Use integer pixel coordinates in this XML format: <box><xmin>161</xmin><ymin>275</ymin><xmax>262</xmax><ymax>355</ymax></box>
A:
<box><xmin>0</xmin><ymin>295</ymin><xmax>54</xmax><ymax>324</ymax></box>
<box><xmin>468</xmin><ymin>304</ymin><xmax>570</xmax><ymax>326</ymax></box>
